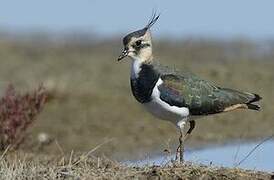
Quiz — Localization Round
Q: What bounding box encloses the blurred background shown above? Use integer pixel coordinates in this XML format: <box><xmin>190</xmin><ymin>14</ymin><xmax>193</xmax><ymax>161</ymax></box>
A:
<box><xmin>0</xmin><ymin>0</ymin><xmax>273</xmax><ymax>160</ymax></box>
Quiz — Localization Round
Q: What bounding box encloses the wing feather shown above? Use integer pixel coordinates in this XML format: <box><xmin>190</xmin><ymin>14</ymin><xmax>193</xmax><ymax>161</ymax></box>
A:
<box><xmin>158</xmin><ymin>73</ymin><xmax>256</xmax><ymax>115</ymax></box>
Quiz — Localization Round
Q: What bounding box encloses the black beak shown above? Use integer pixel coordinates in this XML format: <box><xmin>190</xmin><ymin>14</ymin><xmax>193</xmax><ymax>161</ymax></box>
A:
<box><xmin>117</xmin><ymin>49</ymin><xmax>128</xmax><ymax>61</ymax></box>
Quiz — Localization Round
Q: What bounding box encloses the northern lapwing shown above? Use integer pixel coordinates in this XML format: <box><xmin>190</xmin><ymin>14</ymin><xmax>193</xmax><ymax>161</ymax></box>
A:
<box><xmin>117</xmin><ymin>13</ymin><xmax>262</xmax><ymax>163</ymax></box>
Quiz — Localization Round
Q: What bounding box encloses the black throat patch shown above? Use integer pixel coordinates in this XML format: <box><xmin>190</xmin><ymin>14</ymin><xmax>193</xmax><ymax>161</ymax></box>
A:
<box><xmin>130</xmin><ymin>64</ymin><xmax>160</xmax><ymax>103</ymax></box>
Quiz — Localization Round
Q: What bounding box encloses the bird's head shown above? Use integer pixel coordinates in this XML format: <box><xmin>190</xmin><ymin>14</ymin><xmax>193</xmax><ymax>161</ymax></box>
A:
<box><xmin>118</xmin><ymin>13</ymin><xmax>160</xmax><ymax>63</ymax></box>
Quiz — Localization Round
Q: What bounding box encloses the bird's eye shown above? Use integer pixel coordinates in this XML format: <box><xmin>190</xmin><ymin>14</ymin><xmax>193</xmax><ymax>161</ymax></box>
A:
<box><xmin>135</xmin><ymin>40</ymin><xmax>142</xmax><ymax>47</ymax></box>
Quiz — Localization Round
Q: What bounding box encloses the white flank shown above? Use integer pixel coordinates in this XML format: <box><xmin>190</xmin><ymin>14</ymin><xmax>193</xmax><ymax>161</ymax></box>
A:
<box><xmin>143</xmin><ymin>78</ymin><xmax>189</xmax><ymax>124</ymax></box>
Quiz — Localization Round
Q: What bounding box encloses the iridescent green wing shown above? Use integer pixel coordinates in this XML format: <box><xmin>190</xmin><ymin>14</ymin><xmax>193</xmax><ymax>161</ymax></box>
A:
<box><xmin>158</xmin><ymin>73</ymin><xmax>257</xmax><ymax>115</ymax></box>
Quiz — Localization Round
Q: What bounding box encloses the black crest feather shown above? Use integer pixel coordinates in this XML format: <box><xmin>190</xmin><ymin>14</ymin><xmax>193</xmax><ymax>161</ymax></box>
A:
<box><xmin>122</xmin><ymin>12</ymin><xmax>160</xmax><ymax>45</ymax></box>
<box><xmin>144</xmin><ymin>12</ymin><xmax>160</xmax><ymax>30</ymax></box>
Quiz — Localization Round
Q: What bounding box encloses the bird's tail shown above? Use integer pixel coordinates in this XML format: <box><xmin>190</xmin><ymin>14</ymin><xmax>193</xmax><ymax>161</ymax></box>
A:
<box><xmin>220</xmin><ymin>88</ymin><xmax>262</xmax><ymax>111</ymax></box>
<box><xmin>246</xmin><ymin>93</ymin><xmax>262</xmax><ymax>111</ymax></box>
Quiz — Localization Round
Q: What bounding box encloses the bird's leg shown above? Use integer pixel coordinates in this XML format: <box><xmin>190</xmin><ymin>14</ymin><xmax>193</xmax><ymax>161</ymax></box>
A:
<box><xmin>179</xmin><ymin>127</ymin><xmax>184</xmax><ymax>163</ymax></box>
<box><xmin>175</xmin><ymin>121</ymin><xmax>186</xmax><ymax>163</ymax></box>
<box><xmin>175</xmin><ymin>129</ymin><xmax>183</xmax><ymax>161</ymax></box>
<box><xmin>185</xmin><ymin>120</ymin><xmax>196</xmax><ymax>141</ymax></box>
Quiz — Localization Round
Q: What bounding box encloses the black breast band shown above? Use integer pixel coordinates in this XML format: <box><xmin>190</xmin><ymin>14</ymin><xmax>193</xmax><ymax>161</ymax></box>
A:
<box><xmin>130</xmin><ymin>64</ymin><xmax>160</xmax><ymax>103</ymax></box>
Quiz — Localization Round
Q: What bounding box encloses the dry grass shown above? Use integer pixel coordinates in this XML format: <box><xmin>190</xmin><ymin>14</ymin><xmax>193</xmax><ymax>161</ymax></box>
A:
<box><xmin>0</xmin><ymin>35</ymin><xmax>273</xmax><ymax>161</ymax></box>
<box><xmin>0</xmin><ymin>152</ymin><xmax>272</xmax><ymax>180</ymax></box>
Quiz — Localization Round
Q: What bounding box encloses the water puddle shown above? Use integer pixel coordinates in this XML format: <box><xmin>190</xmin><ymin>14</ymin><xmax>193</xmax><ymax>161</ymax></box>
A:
<box><xmin>125</xmin><ymin>140</ymin><xmax>274</xmax><ymax>172</ymax></box>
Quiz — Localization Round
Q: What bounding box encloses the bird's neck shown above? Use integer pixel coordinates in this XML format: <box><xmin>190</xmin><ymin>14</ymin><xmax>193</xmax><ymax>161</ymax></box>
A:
<box><xmin>130</xmin><ymin>57</ymin><xmax>159</xmax><ymax>104</ymax></box>
<box><xmin>130</xmin><ymin>57</ymin><xmax>153</xmax><ymax>79</ymax></box>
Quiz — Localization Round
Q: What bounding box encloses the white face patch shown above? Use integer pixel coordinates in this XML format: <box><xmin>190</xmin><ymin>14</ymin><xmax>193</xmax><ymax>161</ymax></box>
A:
<box><xmin>143</xmin><ymin>78</ymin><xmax>190</xmax><ymax>124</ymax></box>
<box><xmin>130</xmin><ymin>58</ymin><xmax>142</xmax><ymax>79</ymax></box>
<box><xmin>127</xmin><ymin>32</ymin><xmax>153</xmax><ymax>64</ymax></box>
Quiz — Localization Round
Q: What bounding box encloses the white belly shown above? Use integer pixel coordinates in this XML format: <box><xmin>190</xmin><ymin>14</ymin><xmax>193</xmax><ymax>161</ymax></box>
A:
<box><xmin>143</xmin><ymin>78</ymin><xmax>189</xmax><ymax>122</ymax></box>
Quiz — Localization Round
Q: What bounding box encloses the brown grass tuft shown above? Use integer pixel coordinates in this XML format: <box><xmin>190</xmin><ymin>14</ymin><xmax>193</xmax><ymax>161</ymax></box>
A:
<box><xmin>0</xmin><ymin>85</ymin><xmax>48</xmax><ymax>150</ymax></box>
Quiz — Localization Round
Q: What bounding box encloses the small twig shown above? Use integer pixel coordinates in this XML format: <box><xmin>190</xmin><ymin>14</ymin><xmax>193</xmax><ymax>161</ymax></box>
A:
<box><xmin>97</xmin><ymin>157</ymin><xmax>100</xmax><ymax>168</ymax></box>
<box><xmin>233</xmin><ymin>133</ymin><xmax>245</xmax><ymax>166</ymax></box>
<box><xmin>233</xmin><ymin>143</ymin><xmax>241</xmax><ymax>166</ymax></box>
<box><xmin>55</xmin><ymin>139</ymin><xmax>65</xmax><ymax>156</ymax></box>
<box><xmin>162</xmin><ymin>139</ymin><xmax>172</xmax><ymax>166</ymax></box>
<box><xmin>68</xmin><ymin>150</ymin><xmax>74</xmax><ymax>167</ymax></box>
<box><xmin>0</xmin><ymin>145</ymin><xmax>10</xmax><ymax>161</ymax></box>
<box><xmin>72</xmin><ymin>138</ymin><xmax>114</xmax><ymax>166</ymax></box>
<box><xmin>55</xmin><ymin>140</ymin><xmax>66</xmax><ymax>166</ymax></box>
<box><xmin>236</xmin><ymin>134</ymin><xmax>274</xmax><ymax>167</ymax></box>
